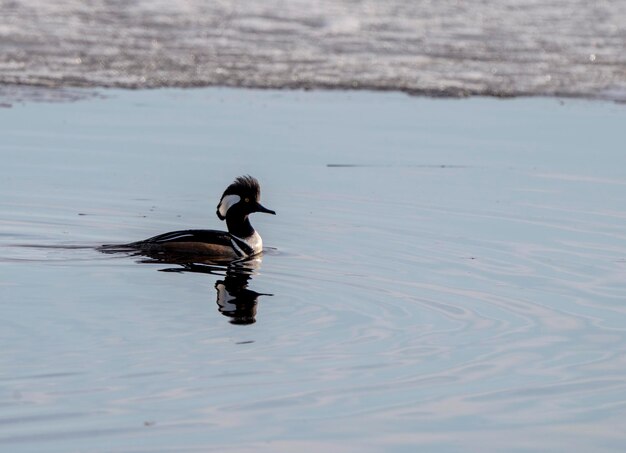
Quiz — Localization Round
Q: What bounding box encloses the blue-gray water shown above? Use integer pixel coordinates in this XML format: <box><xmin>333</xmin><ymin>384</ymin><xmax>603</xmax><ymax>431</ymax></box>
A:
<box><xmin>1</xmin><ymin>0</ymin><xmax>625</xmax><ymax>101</ymax></box>
<box><xmin>1</xmin><ymin>89</ymin><xmax>626</xmax><ymax>452</ymax></box>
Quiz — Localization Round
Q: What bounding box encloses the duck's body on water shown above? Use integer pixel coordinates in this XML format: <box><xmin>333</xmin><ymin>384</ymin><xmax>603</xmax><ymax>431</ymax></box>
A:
<box><xmin>104</xmin><ymin>176</ymin><xmax>275</xmax><ymax>260</ymax></box>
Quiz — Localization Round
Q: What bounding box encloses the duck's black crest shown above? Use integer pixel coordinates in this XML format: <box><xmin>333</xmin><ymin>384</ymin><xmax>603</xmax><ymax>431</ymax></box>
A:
<box><xmin>221</xmin><ymin>175</ymin><xmax>261</xmax><ymax>201</ymax></box>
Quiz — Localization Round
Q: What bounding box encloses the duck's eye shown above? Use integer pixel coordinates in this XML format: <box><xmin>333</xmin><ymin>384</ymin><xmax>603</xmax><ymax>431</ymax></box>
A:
<box><xmin>244</xmin><ymin>197</ymin><xmax>250</xmax><ymax>203</ymax></box>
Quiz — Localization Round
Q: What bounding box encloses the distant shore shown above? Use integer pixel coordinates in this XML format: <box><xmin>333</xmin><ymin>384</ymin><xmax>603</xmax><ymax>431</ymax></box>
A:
<box><xmin>1</xmin><ymin>0</ymin><xmax>625</xmax><ymax>102</ymax></box>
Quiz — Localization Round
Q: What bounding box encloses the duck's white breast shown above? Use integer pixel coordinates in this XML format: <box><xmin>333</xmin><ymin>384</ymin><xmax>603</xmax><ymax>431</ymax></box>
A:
<box><xmin>243</xmin><ymin>231</ymin><xmax>263</xmax><ymax>255</ymax></box>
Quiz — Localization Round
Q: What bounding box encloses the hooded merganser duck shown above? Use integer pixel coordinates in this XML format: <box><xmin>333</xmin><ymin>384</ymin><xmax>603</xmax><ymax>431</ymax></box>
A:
<box><xmin>107</xmin><ymin>176</ymin><xmax>275</xmax><ymax>260</ymax></box>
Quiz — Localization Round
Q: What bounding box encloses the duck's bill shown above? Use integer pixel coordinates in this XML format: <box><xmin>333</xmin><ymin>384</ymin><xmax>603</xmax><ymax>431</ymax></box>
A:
<box><xmin>254</xmin><ymin>202</ymin><xmax>276</xmax><ymax>215</ymax></box>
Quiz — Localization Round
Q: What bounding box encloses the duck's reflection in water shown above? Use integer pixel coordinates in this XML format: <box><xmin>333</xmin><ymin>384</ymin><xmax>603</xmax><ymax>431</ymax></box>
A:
<box><xmin>213</xmin><ymin>264</ymin><xmax>271</xmax><ymax>325</ymax></box>
<box><xmin>130</xmin><ymin>251</ymin><xmax>271</xmax><ymax>325</ymax></box>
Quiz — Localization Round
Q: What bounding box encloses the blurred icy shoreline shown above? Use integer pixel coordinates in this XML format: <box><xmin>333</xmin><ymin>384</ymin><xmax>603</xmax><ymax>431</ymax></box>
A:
<box><xmin>1</xmin><ymin>0</ymin><xmax>625</xmax><ymax>100</ymax></box>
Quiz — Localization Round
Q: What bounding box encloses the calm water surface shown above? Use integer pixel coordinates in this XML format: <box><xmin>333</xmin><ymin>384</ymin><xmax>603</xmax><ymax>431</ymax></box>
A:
<box><xmin>1</xmin><ymin>89</ymin><xmax>626</xmax><ymax>452</ymax></box>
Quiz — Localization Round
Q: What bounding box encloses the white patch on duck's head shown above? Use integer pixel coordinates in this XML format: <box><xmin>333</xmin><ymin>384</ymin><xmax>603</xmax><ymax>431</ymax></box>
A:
<box><xmin>216</xmin><ymin>194</ymin><xmax>241</xmax><ymax>220</ymax></box>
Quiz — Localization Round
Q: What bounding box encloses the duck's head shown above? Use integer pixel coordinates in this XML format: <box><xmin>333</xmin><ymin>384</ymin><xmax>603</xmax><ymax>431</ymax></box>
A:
<box><xmin>216</xmin><ymin>175</ymin><xmax>276</xmax><ymax>220</ymax></box>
